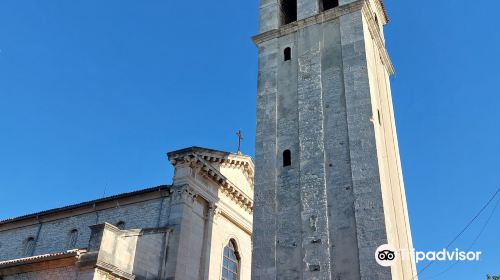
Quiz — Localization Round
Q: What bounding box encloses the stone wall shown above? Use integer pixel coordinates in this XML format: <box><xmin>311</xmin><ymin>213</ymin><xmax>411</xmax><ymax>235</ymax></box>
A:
<box><xmin>208</xmin><ymin>212</ymin><xmax>252</xmax><ymax>280</ymax></box>
<box><xmin>0</xmin><ymin>147</ymin><xmax>254</xmax><ymax>280</ymax></box>
<box><xmin>362</xmin><ymin>10</ymin><xmax>417</xmax><ymax>278</ymax></box>
<box><xmin>0</xmin><ymin>194</ymin><xmax>170</xmax><ymax>262</ymax></box>
<box><xmin>252</xmin><ymin>0</ymin><xmax>417</xmax><ymax>279</ymax></box>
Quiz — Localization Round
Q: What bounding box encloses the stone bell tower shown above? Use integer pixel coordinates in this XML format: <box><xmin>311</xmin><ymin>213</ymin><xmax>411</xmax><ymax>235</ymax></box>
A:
<box><xmin>251</xmin><ymin>0</ymin><xmax>417</xmax><ymax>279</ymax></box>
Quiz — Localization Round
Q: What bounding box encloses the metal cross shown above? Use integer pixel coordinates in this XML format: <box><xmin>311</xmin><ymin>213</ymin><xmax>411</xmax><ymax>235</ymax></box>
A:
<box><xmin>236</xmin><ymin>130</ymin><xmax>243</xmax><ymax>154</ymax></box>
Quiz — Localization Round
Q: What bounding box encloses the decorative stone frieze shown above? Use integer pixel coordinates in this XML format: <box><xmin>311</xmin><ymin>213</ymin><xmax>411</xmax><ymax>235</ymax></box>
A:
<box><xmin>168</xmin><ymin>147</ymin><xmax>254</xmax><ymax>214</ymax></box>
<box><xmin>170</xmin><ymin>184</ymin><xmax>198</xmax><ymax>205</ymax></box>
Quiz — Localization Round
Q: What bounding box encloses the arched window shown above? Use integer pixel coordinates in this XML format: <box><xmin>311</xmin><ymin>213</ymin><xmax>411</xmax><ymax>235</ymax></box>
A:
<box><xmin>281</xmin><ymin>0</ymin><xmax>297</xmax><ymax>25</ymax></box>
<box><xmin>67</xmin><ymin>229</ymin><xmax>79</xmax><ymax>249</ymax></box>
<box><xmin>116</xmin><ymin>221</ymin><xmax>126</xmax><ymax>230</ymax></box>
<box><xmin>23</xmin><ymin>237</ymin><xmax>36</xmax><ymax>257</ymax></box>
<box><xmin>321</xmin><ymin>0</ymin><xmax>339</xmax><ymax>11</ymax></box>
<box><xmin>283</xmin><ymin>150</ymin><xmax>292</xmax><ymax>167</ymax></box>
<box><xmin>284</xmin><ymin>47</ymin><xmax>292</xmax><ymax>61</ymax></box>
<box><xmin>221</xmin><ymin>239</ymin><xmax>240</xmax><ymax>280</ymax></box>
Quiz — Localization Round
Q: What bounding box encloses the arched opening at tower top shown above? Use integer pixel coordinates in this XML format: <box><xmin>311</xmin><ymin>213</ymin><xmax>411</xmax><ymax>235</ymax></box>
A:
<box><xmin>321</xmin><ymin>0</ymin><xmax>339</xmax><ymax>11</ymax></box>
<box><xmin>281</xmin><ymin>0</ymin><xmax>297</xmax><ymax>25</ymax></box>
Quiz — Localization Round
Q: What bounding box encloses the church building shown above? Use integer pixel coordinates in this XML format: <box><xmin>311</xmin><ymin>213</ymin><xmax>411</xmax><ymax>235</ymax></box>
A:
<box><xmin>0</xmin><ymin>147</ymin><xmax>254</xmax><ymax>280</ymax></box>
<box><xmin>1</xmin><ymin>0</ymin><xmax>419</xmax><ymax>279</ymax></box>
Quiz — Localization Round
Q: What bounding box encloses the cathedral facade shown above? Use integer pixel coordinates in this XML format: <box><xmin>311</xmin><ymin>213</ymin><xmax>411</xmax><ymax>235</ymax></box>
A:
<box><xmin>0</xmin><ymin>147</ymin><xmax>254</xmax><ymax>280</ymax></box>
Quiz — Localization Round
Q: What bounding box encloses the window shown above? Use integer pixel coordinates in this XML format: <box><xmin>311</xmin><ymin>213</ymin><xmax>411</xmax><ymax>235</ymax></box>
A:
<box><xmin>23</xmin><ymin>237</ymin><xmax>35</xmax><ymax>257</ymax></box>
<box><xmin>221</xmin><ymin>239</ymin><xmax>240</xmax><ymax>280</ymax></box>
<box><xmin>116</xmin><ymin>221</ymin><xmax>126</xmax><ymax>230</ymax></box>
<box><xmin>67</xmin><ymin>229</ymin><xmax>79</xmax><ymax>249</ymax></box>
<box><xmin>281</xmin><ymin>0</ymin><xmax>297</xmax><ymax>25</ymax></box>
<box><xmin>321</xmin><ymin>0</ymin><xmax>339</xmax><ymax>11</ymax></box>
<box><xmin>377</xmin><ymin>109</ymin><xmax>382</xmax><ymax>125</ymax></box>
<box><xmin>283</xmin><ymin>150</ymin><xmax>291</xmax><ymax>167</ymax></box>
<box><xmin>284</xmin><ymin>47</ymin><xmax>292</xmax><ymax>61</ymax></box>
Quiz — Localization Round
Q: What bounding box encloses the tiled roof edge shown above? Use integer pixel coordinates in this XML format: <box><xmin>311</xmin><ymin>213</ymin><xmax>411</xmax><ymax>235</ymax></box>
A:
<box><xmin>0</xmin><ymin>249</ymin><xmax>85</xmax><ymax>268</ymax></box>
<box><xmin>0</xmin><ymin>185</ymin><xmax>171</xmax><ymax>225</ymax></box>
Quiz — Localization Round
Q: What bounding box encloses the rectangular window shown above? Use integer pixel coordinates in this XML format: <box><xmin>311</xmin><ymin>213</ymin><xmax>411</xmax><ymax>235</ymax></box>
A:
<box><xmin>281</xmin><ymin>0</ymin><xmax>297</xmax><ymax>25</ymax></box>
<box><xmin>321</xmin><ymin>0</ymin><xmax>339</xmax><ymax>11</ymax></box>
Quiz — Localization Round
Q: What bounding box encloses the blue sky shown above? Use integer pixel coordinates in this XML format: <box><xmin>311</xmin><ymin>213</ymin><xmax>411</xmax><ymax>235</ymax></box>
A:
<box><xmin>0</xmin><ymin>0</ymin><xmax>498</xmax><ymax>279</ymax></box>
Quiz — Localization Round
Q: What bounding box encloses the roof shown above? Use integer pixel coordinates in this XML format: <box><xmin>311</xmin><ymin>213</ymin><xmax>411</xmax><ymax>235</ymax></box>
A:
<box><xmin>0</xmin><ymin>249</ymin><xmax>85</xmax><ymax>269</ymax></box>
<box><xmin>167</xmin><ymin>146</ymin><xmax>231</xmax><ymax>157</ymax></box>
<box><xmin>168</xmin><ymin>146</ymin><xmax>253</xmax><ymax>162</ymax></box>
<box><xmin>0</xmin><ymin>147</ymin><xmax>250</xmax><ymax>226</ymax></box>
<box><xmin>0</xmin><ymin>185</ymin><xmax>170</xmax><ymax>226</ymax></box>
<box><xmin>168</xmin><ymin>146</ymin><xmax>254</xmax><ymax>175</ymax></box>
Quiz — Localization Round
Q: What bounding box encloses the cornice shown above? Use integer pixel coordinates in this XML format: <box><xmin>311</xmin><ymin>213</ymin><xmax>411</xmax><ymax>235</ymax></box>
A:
<box><xmin>193</xmin><ymin>155</ymin><xmax>254</xmax><ymax>213</ymax></box>
<box><xmin>168</xmin><ymin>147</ymin><xmax>254</xmax><ymax>183</ymax></box>
<box><xmin>361</xmin><ymin>1</ymin><xmax>394</xmax><ymax>74</ymax></box>
<box><xmin>197</xmin><ymin>152</ymin><xmax>254</xmax><ymax>185</ymax></box>
<box><xmin>171</xmin><ymin>153</ymin><xmax>253</xmax><ymax>213</ymax></box>
<box><xmin>219</xmin><ymin>206</ymin><xmax>252</xmax><ymax>235</ymax></box>
<box><xmin>377</xmin><ymin>0</ymin><xmax>389</xmax><ymax>23</ymax></box>
<box><xmin>252</xmin><ymin>0</ymin><xmax>394</xmax><ymax>75</ymax></box>
<box><xmin>96</xmin><ymin>260</ymin><xmax>136</xmax><ymax>280</ymax></box>
<box><xmin>252</xmin><ymin>1</ymin><xmax>364</xmax><ymax>45</ymax></box>
<box><xmin>169</xmin><ymin>148</ymin><xmax>254</xmax><ymax>214</ymax></box>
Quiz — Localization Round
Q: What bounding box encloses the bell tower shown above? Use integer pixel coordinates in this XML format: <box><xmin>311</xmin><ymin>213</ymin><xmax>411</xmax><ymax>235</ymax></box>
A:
<box><xmin>252</xmin><ymin>0</ymin><xmax>418</xmax><ymax>279</ymax></box>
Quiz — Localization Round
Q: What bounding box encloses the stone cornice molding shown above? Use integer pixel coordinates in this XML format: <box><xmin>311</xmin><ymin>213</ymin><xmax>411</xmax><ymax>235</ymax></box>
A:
<box><xmin>170</xmin><ymin>184</ymin><xmax>199</xmax><ymax>205</ymax></box>
<box><xmin>197</xmin><ymin>152</ymin><xmax>254</xmax><ymax>183</ymax></box>
<box><xmin>193</xmin><ymin>155</ymin><xmax>253</xmax><ymax>213</ymax></box>
<box><xmin>168</xmin><ymin>148</ymin><xmax>254</xmax><ymax>214</ymax></box>
<box><xmin>208</xmin><ymin>202</ymin><xmax>252</xmax><ymax>235</ymax></box>
<box><xmin>252</xmin><ymin>0</ymin><xmax>394</xmax><ymax>75</ymax></box>
<box><xmin>361</xmin><ymin>1</ymin><xmax>394</xmax><ymax>74</ymax></box>
<box><xmin>218</xmin><ymin>205</ymin><xmax>252</xmax><ymax>235</ymax></box>
<box><xmin>168</xmin><ymin>147</ymin><xmax>254</xmax><ymax>184</ymax></box>
<box><xmin>372</xmin><ymin>0</ymin><xmax>389</xmax><ymax>23</ymax></box>
<box><xmin>252</xmin><ymin>1</ymin><xmax>364</xmax><ymax>45</ymax></box>
<box><xmin>96</xmin><ymin>260</ymin><xmax>136</xmax><ymax>280</ymax></box>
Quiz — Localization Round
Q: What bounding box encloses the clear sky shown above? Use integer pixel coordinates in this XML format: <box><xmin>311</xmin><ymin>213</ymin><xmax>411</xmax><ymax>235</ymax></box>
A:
<box><xmin>0</xmin><ymin>0</ymin><xmax>498</xmax><ymax>279</ymax></box>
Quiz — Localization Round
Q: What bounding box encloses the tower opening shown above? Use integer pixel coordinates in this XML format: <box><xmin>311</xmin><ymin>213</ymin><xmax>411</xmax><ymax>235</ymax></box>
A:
<box><xmin>321</xmin><ymin>0</ymin><xmax>339</xmax><ymax>11</ymax></box>
<box><xmin>284</xmin><ymin>47</ymin><xmax>292</xmax><ymax>61</ymax></box>
<box><xmin>281</xmin><ymin>0</ymin><xmax>297</xmax><ymax>25</ymax></box>
<box><xmin>283</xmin><ymin>150</ymin><xmax>292</xmax><ymax>167</ymax></box>
<box><xmin>374</xmin><ymin>14</ymin><xmax>381</xmax><ymax>29</ymax></box>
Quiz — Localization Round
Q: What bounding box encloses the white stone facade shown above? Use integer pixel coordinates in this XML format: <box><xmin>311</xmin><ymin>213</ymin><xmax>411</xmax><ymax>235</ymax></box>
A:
<box><xmin>0</xmin><ymin>147</ymin><xmax>253</xmax><ymax>280</ymax></box>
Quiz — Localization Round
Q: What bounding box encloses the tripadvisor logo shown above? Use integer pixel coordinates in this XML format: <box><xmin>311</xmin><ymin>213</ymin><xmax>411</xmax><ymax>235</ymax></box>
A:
<box><xmin>375</xmin><ymin>244</ymin><xmax>483</xmax><ymax>267</ymax></box>
<box><xmin>375</xmin><ymin>244</ymin><xmax>397</xmax><ymax>267</ymax></box>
